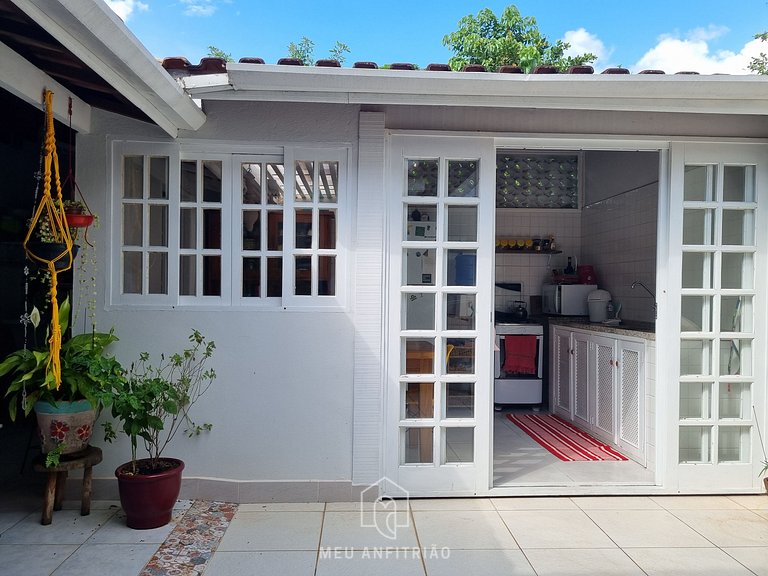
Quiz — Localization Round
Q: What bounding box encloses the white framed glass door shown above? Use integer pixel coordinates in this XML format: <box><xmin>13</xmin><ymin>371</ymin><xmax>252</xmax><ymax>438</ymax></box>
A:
<box><xmin>384</xmin><ymin>135</ymin><xmax>495</xmax><ymax>496</ymax></box>
<box><xmin>670</xmin><ymin>143</ymin><xmax>767</xmax><ymax>491</ymax></box>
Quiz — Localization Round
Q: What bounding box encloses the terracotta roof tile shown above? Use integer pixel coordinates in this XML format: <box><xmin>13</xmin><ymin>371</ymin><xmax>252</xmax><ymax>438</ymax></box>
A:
<box><xmin>161</xmin><ymin>56</ymin><xmax>712</xmax><ymax>77</ymax></box>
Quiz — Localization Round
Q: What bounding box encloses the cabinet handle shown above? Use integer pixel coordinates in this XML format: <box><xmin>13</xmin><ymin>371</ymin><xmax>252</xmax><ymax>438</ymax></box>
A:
<box><xmin>570</xmin><ymin>348</ymin><xmax>574</xmax><ymax>355</ymax></box>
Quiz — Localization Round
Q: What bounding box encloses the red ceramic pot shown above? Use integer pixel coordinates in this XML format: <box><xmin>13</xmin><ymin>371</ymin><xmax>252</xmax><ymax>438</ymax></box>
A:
<box><xmin>115</xmin><ymin>458</ymin><xmax>184</xmax><ymax>529</ymax></box>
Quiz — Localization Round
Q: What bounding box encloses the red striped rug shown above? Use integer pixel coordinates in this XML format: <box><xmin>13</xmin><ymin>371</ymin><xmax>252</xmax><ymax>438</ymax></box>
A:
<box><xmin>507</xmin><ymin>413</ymin><xmax>628</xmax><ymax>462</ymax></box>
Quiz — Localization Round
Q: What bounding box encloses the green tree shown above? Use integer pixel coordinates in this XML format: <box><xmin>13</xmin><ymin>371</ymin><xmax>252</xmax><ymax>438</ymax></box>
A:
<box><xmin>206</xmin><ymin>45</ymin><xmax>234</xmax><ymax>62</ymax></box>
<box><xmin>442</xmin><ymin>5</ymin><xmax>596</xmax><ymax>73</ymax></box>
<box><xmin>748</xmin><ymin>32</ymin><xmax>768</xmax><ymax>74</ymax></box>
<box><xmin>287</xmin><ymin>37</ymin><xmax>351</xmax><ymax>65</ymax></box>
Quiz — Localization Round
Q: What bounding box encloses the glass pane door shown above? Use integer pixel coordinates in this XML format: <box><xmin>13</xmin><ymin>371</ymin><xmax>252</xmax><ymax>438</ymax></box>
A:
<box><xmin>674</xmin><ymin>146</ymin><xmax>766</xmax><ymax>491</ymax></box>
<box><xmin>387</xmin><ymin>137</ymin><xmax>493</xmax><ymax>495</ymax></box>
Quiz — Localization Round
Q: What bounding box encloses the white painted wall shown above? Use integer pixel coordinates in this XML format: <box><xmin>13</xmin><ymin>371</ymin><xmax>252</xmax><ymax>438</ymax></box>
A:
<box><xmin>76</xmin><ymin>105</ymin><xmax>361</xmax><ymax>484</ymax></box>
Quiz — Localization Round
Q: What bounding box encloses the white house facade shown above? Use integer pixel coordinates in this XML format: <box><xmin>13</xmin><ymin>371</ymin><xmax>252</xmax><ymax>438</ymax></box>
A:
<box><xmin>2</xmin><ymin>0</ymin><xmax>768</xmax><ymax>501</ymax></box>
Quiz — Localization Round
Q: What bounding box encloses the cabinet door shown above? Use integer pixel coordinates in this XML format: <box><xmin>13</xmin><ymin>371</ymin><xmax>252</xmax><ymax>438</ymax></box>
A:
<box><xmin>617</xmin><ymin>339</ymin><xmax>645</xmax><ymax>461</ymax></box>
<box><xmin>551</xmin><ymin>327</ymin><xmax>572</xmax><ymax>419</ymax></box>
<box><xmin>572</xmin><ymin>331</ymin><xmax>591</xmax><ymax>429</ymax></box>
<box><xmin>592</xmin><ymin>335</ymin><xmax>617</xmax><ymax>442</ymax></box>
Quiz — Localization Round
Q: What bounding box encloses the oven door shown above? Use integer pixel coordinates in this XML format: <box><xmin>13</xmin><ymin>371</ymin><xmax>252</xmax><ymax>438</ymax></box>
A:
<box><xmin>494</xmin><ymin>330</ymin><xmax>543</xmax><ymax>405</ymax></box>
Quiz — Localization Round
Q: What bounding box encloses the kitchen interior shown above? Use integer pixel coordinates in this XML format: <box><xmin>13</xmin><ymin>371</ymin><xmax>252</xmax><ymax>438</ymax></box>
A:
<box><xmin>492</xmin><ymin>149</ymin><xmax>660</xmax><ymax>487</ymax></box>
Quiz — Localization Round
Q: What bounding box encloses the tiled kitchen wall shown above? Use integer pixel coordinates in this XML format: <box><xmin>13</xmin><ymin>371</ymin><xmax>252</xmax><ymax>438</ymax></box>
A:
<box><xmin>494</xmin><ymin>211</ymin><xmax>582</xmax><ymax>313</ymax></box>
<box><xmin>580</xmin><ymin>185</ymin><xmax>658</xmax><ymax>322</ymax></box>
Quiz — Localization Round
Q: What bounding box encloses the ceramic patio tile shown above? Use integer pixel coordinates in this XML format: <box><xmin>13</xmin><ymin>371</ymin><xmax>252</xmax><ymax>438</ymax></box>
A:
<box><xmin>238</xmin><ymin>502</ymin><xmax>325</xmax><ymax>512</ymax></box>
<box><xmin>0</xmin><ymin>508</ymin><xmax>116</xmax><ymax>544</ymax></box>
<box><xmin>498</xmin><ymin>509</ymin><xmax>615</xmax><ymax>549</ymax></box>
<box><xmin>571</xmin><ymin>496</ymin><xmax>662</xmax><ymax>510</ymax></box>
<box><xmin>0</xmin><ymin>544</ymin><xmax>77</xmax><ymax>576</ymax></box>
<box><xmin>325</xmin><ymin>500</ymin><xmax>411</xmax><ymax>512</ymax></box>
<box><xmin>315</xmin><ymin>549</ymin><xmax>426</xmax><ymax>576</ymax></box>
<box><xmin>412</xmin><ymin>510</ymin><xmax>518</xmax><ymax>550</ymax></box>
<box><xmin>204</xmin><ymin>551</ymin><xmax>318</xmax><ymax>576</ymax></box>
<box><xmin>671</xmin><ymin>509</ymin><xmax>768</xmax><ymax>547</ymax></box>
<box><xmin>524</xmin><ymin>548</ymin><xmax>645</xmax><ymax>576</ymax></box>
<box><xmin>320</xmin><ymin>510</ymin><xmax>418</xmax><ymax>549</ymax></box>
<box><xmin>491</xmin><ymin>497</ymin><xmax>579</xmax><ymax>510</ymax></box>
<box><xmin>408</xmin><ymin>498</ymin><xmax>495</xmax><ymax>511</ymax></box>
<box><xmin>723</xmin><ymin>546</ymin><xmax>768</xmax><ymax>576</ymax></box>
<box><xmin>623</xmin><ymin>547</ymin><xmax>755</xmax><ymax>576</ymax></box>
<box><xmin>217</xmin><ymin>510</ymin><xmax>322</xmax><ymax>551</ymax></box>
<box><xmin>650</xmin><ymin>495</ymin><xmax>745</xmax><ymax>509</ymax></box>
<box><xmin>51</xmin><ymin>543</ymin><xmax>159</xmax><ymax>576</ymax></box>
<box><xmin>87</xmin><ymin>509</ymin><xmax>175</xmax><ymax>544</ymax></box>
<box><xmin>0</xmin><ymin>510</ymin><xmax>27</xmax><ymax>534</ymax></box>
<box><xmin>585</xmin><ymin>509</ymin><xmax>712</xmax><ymax>548</ymax></box>
<box><xmin>423</xmin><ymin>549</ymin><xmax>536</xmax><ymax>576</ymax></box>
<box><xmin>727</xmin><ymin>495</ymin><xmax>768</xmax><ymax>510</ymax></box>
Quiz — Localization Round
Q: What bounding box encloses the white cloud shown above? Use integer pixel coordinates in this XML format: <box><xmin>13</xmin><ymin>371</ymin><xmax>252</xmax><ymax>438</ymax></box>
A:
<box><xmin>562</xmin><ymin>28</ymin><xmax>612</xmax><ymax>71</ymax></box>
<box><xmin>180</xmin><ymin>0</ymin><xmax>218</xmax><ymax>17</ymax></box>
<box><xmin>104</xmin><ymin>0</ymin><xmax>148</xmax><ymax>21</ymax></box>
<box><xmin>633</xmin><ymin>28</ymin><xmax>763</xmax><ymax>74</ymax></box>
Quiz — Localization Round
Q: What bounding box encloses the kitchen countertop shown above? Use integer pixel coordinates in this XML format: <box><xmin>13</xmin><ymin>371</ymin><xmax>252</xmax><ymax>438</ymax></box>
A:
<box><xmin>547</xmin><ymin>317</ymin><xmax>656</xmax><ymax>340</ymax></box>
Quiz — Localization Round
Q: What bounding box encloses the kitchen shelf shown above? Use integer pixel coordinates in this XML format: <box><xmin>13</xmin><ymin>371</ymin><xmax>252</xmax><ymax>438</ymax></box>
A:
<box><xmin>495</xmin><ymin>248</ymin><xmax>562</xmax><ymax>255</ymax></box>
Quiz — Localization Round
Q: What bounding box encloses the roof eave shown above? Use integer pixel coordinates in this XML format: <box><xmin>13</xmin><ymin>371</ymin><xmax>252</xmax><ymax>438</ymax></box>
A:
<box><xmin>184</xmin><ymin>64</ymin><xmax>768</xmax><ymax>116</ymax></box>
<box><xmin>11</xmin><ymin>0</ymin><xmax>206</xmax><ymax>137</ymax></box>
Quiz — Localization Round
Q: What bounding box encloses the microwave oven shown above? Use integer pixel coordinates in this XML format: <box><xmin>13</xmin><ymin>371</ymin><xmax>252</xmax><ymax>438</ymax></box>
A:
<box><xmin>542</xmin><ymin>284</ymin><xmax>597</xmax><ymax>316</ymax></box>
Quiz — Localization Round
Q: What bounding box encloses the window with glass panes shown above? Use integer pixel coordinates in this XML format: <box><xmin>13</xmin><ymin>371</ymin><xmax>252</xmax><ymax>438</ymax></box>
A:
<box><xmin>679</xmin><ymin>164</ymin><xmax>756</xmax><ymax>465</ymax></box>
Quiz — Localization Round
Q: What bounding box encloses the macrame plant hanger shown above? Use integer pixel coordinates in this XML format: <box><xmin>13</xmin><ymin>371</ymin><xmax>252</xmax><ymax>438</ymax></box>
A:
<box><xmin>22</xmin><ymin>89</ymin><xmax>74</xmax><ymax>390</ymax></box>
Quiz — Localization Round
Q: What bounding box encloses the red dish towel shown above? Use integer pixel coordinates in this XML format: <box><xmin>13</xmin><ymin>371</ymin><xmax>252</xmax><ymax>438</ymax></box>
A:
<box><xmin>503</xmin><ymin>335</ymin><xmax>537</xmax><ymax>375</ymax></box>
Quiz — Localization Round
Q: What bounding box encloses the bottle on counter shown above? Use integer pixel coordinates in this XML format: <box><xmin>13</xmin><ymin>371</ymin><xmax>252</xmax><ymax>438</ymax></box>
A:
<box><xmin>564</xmin><ymin>257</ymin><xmax>575</xmax><ymax>275</ymax></box>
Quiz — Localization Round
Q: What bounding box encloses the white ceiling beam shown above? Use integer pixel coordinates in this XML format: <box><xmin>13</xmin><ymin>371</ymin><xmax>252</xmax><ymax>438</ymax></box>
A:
<box><xmin>0</xmin><ymin>40</ymin><xmax>91</xmax><ymax>132</ymax></box>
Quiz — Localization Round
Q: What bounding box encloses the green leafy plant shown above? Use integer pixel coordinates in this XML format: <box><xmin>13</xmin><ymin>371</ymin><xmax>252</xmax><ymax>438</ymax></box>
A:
<box><xmin>103</xmin><ymin>330</ymin><xmax>216</xmax><ymax>475</ymax></box>
<box><xmin>287</xmin><ymin>37</ymin><xmax>351</xmax><ymax>65</ymax></box>
<box><xmin>0</xmin><ymin>297</ymin><xmax>123</xmax><ymax>421</ymax></box>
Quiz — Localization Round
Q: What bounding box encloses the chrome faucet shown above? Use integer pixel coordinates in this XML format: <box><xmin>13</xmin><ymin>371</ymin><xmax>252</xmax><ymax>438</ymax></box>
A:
<box><xmin>631</xmin><ymin>281</ymin><xmax>657</xmax><ymax>318</ymax></box>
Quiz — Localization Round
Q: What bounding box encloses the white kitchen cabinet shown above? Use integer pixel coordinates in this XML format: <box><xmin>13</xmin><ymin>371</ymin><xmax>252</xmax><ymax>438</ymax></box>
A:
<box><xmin>551</xmin><ymin>326</ymin><xmax>573</xmax><ymax>419</ymax></box>
<box><xmin>549</xmin><ymin>325</ymin><xmax>646</xmax><ymax>464</ymax></box>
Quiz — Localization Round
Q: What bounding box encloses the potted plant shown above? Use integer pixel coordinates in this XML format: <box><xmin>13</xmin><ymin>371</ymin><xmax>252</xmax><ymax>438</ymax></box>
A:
<box><xmin>104</xmin><ymin>329</ymin><xmax>216</xmax><ymax>529</ymax></box>
<box><xmin>63</xmin><ymin>199</ymin><xmax>95</xmax><ymax>229</ymax></box>
<box><xmin>0</xmin><ymin>297</ymin><xmax>123</xmax><ymax>465</ymax></box>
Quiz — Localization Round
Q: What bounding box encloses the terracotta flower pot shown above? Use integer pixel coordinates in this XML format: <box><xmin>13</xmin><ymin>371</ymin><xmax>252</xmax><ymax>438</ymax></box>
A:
<box><xmin>34</xmin><ymin>399</ymin><xmax>96</xmax><ymax>455</ymax></box>
<box><xmin>65</xmin><ymin>212</ymin><xmax>94</xmax><ymax>228</ymax></box>
<box><xmin>115</xmin><ymin>458</ymin><xmax>184</xmax><ymax>529</ymax></box>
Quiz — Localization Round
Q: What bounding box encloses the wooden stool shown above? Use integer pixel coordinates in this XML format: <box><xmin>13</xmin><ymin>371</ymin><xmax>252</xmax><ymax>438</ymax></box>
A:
<box><xmin>33</xmin><ymin>446</ymin><xmax>103</xmax><ymax>525</ymax></box>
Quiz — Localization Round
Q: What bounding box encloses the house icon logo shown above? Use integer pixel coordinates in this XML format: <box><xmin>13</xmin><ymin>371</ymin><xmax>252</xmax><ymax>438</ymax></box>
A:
<box><xmin>360</xmin><ymin>477</ymin><xmax>410</xmax><ymax>540</ymax></box>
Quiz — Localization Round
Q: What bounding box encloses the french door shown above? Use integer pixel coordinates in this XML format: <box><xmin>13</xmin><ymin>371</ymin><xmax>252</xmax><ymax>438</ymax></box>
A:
<box><xmin>384</xmin><ymin>136</ymin><xmax>495</xmax><ymax>496</ymax></box>
<box><xmin>670</xmin><ymin>143</ymin><xmax>767</xmax><ymax>491</ymax></box>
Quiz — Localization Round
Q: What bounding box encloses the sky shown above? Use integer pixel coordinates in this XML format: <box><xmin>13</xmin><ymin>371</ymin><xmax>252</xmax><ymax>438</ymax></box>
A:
<box><xmin>104</xmin><ymin>0</ymin><xmax>768</xmax><ymax>74</ymax></box>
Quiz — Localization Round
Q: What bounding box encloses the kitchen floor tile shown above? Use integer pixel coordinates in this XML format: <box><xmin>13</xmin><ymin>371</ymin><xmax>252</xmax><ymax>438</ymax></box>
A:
<box><xmin>412</xmin><ymin>510</ymin><xmax>519</xmax><ymax>550</ymax></box>
<box><xmin>671</xmin><ymin>509</ymin><xmax>768</xmax><ymax>547</ymax></box>
<box><xmin>321</xmin><ymin>511</ymin><xmax>418</xmax><ymax>549</ymax></box>
<box><xmin>723</xmin><ymin>546</ymin><xmax>768</xmax><ymax>576</ymax></box>
<box><xmin>316</xmin><ymin>549</ymin><xmax>425</xmax><ymax>576</ymax></box>
<box><xmin>423</xmin><ymin>549</ymin><xmax>535</xmax><ymax>576</ymax></box>
<box><xmin>217</xmin><ymin>511</ymin><xmax>323</xmax><ymax>551</ymax></box>
<box><xmin>524</xmin><ymin>548</ymin><xmax>644</xmax><ymax>576</ymax></box>
<box><xmin>50</xmin><ymin>543</ymin><xmax>158</xmax><ymax>576</ymax></box>
<box><xmin>204</xmin><ymin>551</ymin><xmax>318</xmax><ymax>576</ymax></box>
<box><xmin>624</xmin><ymin>547</ymin><xmax>754</xmax><ymax>576</ymax></box>
<box><xmin>585</xmin><ymin>509</ymin><xmax>712</xmax><ymax>548</ymax></box>
<box><xmin>498</xmin><ymin>509</ymin><xmax>615</xmax><ymax>549</ymax></box>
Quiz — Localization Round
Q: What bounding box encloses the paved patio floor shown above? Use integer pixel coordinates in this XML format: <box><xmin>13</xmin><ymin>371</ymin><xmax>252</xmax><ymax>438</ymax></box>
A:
<box><xmin>1</xmin><ymin>487</ymin><xmax>767</xmax><ymax>576</ymax></box>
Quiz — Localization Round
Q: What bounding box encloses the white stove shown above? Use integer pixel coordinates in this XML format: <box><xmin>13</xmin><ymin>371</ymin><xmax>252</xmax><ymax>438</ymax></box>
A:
<box><xmin>494</xmin><ymin>320</ymin><xmax>543</xmax><ymax>408</ymax></box>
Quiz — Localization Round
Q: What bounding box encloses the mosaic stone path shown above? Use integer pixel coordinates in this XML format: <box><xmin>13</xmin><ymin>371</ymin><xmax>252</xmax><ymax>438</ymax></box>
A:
<box><xmin>140</xmin><ymin>501</ymin><xmax>239</xmax><ymax>576</ymax></box>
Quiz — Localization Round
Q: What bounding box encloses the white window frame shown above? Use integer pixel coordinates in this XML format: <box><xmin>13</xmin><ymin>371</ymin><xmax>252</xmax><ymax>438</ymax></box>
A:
<box><xmin>110</xmin><ymin>141</ymin><xmax>348</xmax><ymax>310</ymax></box>
<box><xmin>178</xmin><ymin>153</ymin><xmax>232</xmax><ymax>307</ymax></box>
